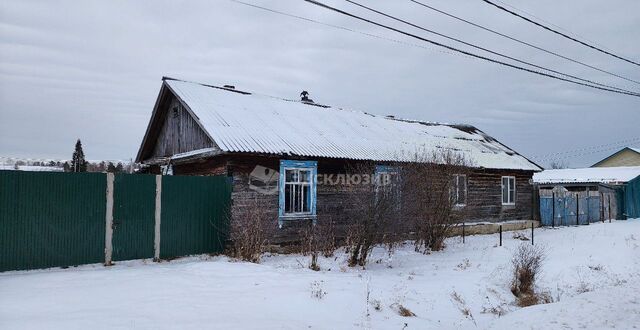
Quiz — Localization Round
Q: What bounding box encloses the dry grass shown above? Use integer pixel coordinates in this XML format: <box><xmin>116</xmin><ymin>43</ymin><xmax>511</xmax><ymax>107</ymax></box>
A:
<box><xmin>510</xmin><ymin>243</ymin><xmax>548</xmax><ymax>307</ymax></box>
<box><xmin>310</xmin><ymin>281</ymin><xmax>326</xmax><ymax>299</ymax></box>
<box><xmin>397</xmin><ymin>304</ymin><xmax>416</xmax><ymax>317</ymax></box>
<box><xmin>511</xmin><ymin>244</ymin><xmax>545</xmax><ymax>297</ymax></box>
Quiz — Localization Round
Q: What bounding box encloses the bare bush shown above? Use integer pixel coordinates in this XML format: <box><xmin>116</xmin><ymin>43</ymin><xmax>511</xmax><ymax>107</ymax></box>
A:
<box><xmin>299</xmin><ymin>218</ymin><xmax>336</xmax><ymax>271</ymax></box>
<box><xmin>400</xmin><ymin>150</ymin><xmax>471</xmax><ymax>252</ymax></box>
<box><xmin>343</xmin><ymin>162</ymin><xmax>402</xmax><ymax>267</ymax></box>
<box><xmin>510</xmin><ymin>243</ymin><xmax>546</xmax><ymax>305</ymax></box>
<box><xmin>228</xmin><ymin>197</ymin><xmax>274</xmax><ymax>263</ymax></box>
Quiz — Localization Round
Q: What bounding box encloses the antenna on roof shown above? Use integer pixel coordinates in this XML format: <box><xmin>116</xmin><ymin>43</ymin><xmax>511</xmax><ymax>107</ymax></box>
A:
<box><xmin>300</xmin><ymin>90</ymin><xmax>314</xmax><ymax>103</ymax></box>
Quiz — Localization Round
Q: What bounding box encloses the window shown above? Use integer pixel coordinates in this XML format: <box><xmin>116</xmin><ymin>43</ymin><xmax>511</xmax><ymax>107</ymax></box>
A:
<box><xmin>452</xmin><ymin>174</ymin><xmax>467</xmax><ymax>206</ymax></box>
<box><xmin>501</xmin><ymin>176</ymin><xmax>516</xmax><ymax>205</ymax></box>
<box><xmin>279</xmin><ymin>160</ymin><xmax>317</xmax><ymax>220</ymax></box>
<box><xmin>374</xmin><ymin>165</ymin><xmax>398</xmax><ymax>189</ymax></box>
<box><xmin>375</xmin><ymin>165</ymin><xmax>402</xmax><ymax>211</ymax></box>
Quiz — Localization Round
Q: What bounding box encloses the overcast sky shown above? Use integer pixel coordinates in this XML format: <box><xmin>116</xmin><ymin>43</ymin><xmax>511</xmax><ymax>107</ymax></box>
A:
<box><xmin>1</xmin><ymin>0</ymin><xmax>639</xmax><ymax>167</ymax></box>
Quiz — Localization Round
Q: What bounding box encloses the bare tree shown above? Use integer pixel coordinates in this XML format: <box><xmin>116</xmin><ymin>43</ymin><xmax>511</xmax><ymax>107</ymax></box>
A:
<box><xmin>343</xmin><ymin>162</ymin><xmax>401</xmax><ymax>267</ymax></box>
<box><xmin>548</xmin><ymin>160</ymin><xmax>567</xmax><ymax>169</ymax></box>
<box><xmin>400</xmin><ymin>150</ymin><xmax>471</xmax><ymax>252</ymax></box>
<box><xmin>299</xmin><ymin>216</ymin><xmax>336</xmax><ymax>271</ymax></box>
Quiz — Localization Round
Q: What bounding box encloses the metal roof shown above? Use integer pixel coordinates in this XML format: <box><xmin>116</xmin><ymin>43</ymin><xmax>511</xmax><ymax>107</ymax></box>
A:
<box><xmin>161</xmin><ymin>79</ymin><xmax>541</xmax><ymax>171</ymax></box>
<box><xmin>533</xmin><ymin>166</ymin><xmax>640</xmax><ymax>184</ymax></box>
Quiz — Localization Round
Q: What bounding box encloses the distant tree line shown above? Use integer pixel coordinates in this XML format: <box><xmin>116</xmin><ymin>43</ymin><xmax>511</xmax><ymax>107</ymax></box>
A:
<box><xmin>3</xmin><ymin>139</ymin><xmax>139</xmax><ymax>174</ymax></box>
<box><xmin>62</xmin><ymin>139</ymin><xmax>132</xmax><ymax>173</ymax></box>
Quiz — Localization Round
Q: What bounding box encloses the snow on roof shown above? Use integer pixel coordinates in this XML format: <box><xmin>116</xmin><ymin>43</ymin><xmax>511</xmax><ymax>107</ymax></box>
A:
<box><xmin>170</xmin><ymin>147</ymin><xmax>220</xmax><ymax>161</ymax></box>
<box><xmin>630</xmin><ymin>147</ymin><xmax>640</xmax><ymax>154</ymax></box>
<box><xmin>533</xmin><ymin>166</ymin><xmax>640</xmax><ymax>184</ymax></box>
<box><xmin>164</xmin><ymin>79</ymin><xmax>541</xmax><ymax>171</ymax></box>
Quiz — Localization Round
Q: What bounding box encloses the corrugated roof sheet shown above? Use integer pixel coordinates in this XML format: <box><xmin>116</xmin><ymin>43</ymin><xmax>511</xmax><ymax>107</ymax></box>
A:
<box><xmin>164</xmin><ymin>79</ymin><xmax>541</xmax><ymax>171</ymax></box>
<box><xmin>533</xmin><ymin>166</ymin><xmax>640</xmax><ymax>184</ymax></box>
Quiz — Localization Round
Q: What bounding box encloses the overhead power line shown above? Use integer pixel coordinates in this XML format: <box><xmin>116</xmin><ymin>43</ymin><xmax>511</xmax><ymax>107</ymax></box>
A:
<box><xmin>407</xmin><ymin>0</ymin><xmax>640</xmax><ymax>86</ymax></box>
<box><xmin>481</xmin><ymin>0</ymin><xmax>640</xmax><ymax>68</ymax></box>
<box><xmin>302</xmin><ymin>0</ymin><xmax>640</xmax><ymax>97</ymax></box>
<box><xmin>235</xmin><ymin>0</ymin><xmax>640</xmax><ymax>97</ymax></box>
<box><xmin>228</xmin><ymin>0</ymin><xmax>468</xmax><ymax>59</ymax></box>
<box><xmin>494</xmin><ymin>0</ymin><xmax>617</xmax><ymax>54</ymax></box>
<box><xmin>532</xmin><ymin>136</ymin><xmax>640</xmax><ymax>159</ymax></box>
<box><xmin>535</xmin><ymin>142</ymin><xmax>640</xmax><ymax>162</ymax></box>
<box><xmin>342</xmin><ymin>0</ymin><xmax>636</xmax><ymax>95</ymax></box>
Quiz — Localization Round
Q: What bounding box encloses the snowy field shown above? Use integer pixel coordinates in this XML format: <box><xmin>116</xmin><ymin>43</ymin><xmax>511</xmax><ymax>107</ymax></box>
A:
<box><xmin>1</xmin><ymin>220</ymin><xmax>638</xmax><ymax>330</ymax></box>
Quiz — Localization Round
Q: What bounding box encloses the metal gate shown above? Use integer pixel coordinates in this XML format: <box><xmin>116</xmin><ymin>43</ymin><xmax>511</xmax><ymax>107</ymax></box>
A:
<box><xmin>112</xmin><ymin>174</ymin><xmax>156</xmax><ymax>261</ymax></box>
<box><xmin>160</xmin><ymin>175</ymin><xmax>231</xmax><ymax>259</ymax></box>
<box><xmin>539</xmin><ymin>190</ymin><xmax>602</xmax><ymax>226</ymax></box>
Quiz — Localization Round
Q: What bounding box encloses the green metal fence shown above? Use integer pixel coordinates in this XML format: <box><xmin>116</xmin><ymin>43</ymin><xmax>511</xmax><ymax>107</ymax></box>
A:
<box><xmin>0</xmin><ymin>170</ymin><xmax>231</xmax><ymax>272</ymax></box>
<box><xmin>0</xmin><ymin>171</ymin><xmax>106</xmax><ymax>271</ymax></box>
<box><xmin>626</xmin><ymin>176</ymin><xmax>640</xmax><ymax>219</ymax></box>
<box><xmin>160</xmin><ymin>175</ymin><xmax>231</xmax><ymax>259</ymax></box>
<box><xmin>112</xmin><ymin>174</ymin><xmax>156</xmax><ymax>261</ymax></box>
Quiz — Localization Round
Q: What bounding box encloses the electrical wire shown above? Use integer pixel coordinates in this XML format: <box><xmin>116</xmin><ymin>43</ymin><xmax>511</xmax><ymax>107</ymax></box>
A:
<box><xmin>233</xmin><ymin>0</ymin><xmax>640</xmax><ymax>96</ymax></box>
<box><xmin>343</xmin><ymin>0</ymin><xmax>636</xmax><ymax>94</ymax></box>
<box><xmin>537</xmin><ymin>144</ymin><xmax>638</xmax><ymax>162</ymax></box>
<box><xmin>228</xmin><ymin>0</ymin><xmax>468</xmax><ymax>59</ymax></box>
<box><xmin>407</xmin><ymin>0</ymin><xmax>640</xmax><ymax>86</ymax></box>
<box><xmin>481</xmin><ymin>0</ymin><xmax>640</xmax><ymax>67</ymax></box>
<box><xmin>532</xmin><ymin>136</ymin><xmax>640</xmax><ymax>159</ymax></box>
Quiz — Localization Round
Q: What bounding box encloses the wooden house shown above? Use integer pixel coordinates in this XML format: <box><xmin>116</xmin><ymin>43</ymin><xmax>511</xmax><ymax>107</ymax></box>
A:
<box><xmin>136</xmin><ymin>78</ymin><xmax>542</xmax><ymax>241</ymax></box>
<box><xmin>591</xmin><ymin>147</ymin><xmax>640</xmax><ymax>167</ymax></box>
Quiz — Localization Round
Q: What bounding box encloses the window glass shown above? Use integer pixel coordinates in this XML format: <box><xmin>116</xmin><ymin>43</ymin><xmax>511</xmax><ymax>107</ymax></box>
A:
<box><xmin>502</xmin><ymin>177</ymin><xmax>509</xmax><ymax>204</ymax></box>
<box><xmin>285</xmin><ymin>169</ymin><xmax>297</xmax><ymax>183</ymax></box>
<box><xmin>451</xmin><ymin>175</ymin><xmax>467</xmax><ymax>206</ymax></box>
<box><xmin>280</xmin><ymin>161</ymin><xmax>316</xmax><ymax>218</ymax></box>
<box><xmin>299</xmin><ymin>170</ymin><xmax>310</xmax><ymax>183</ymax></box>
<box><xmin>502</xmin><ymin>176</ymin><xmax>515</xmax><ymax>204</ymax></box>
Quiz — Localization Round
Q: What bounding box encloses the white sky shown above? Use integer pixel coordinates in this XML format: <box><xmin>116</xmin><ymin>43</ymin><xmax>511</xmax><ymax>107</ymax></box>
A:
<box><xmin>1</xmin><ymin>0</ymin><xmax>639</xmax><ymax>167</ymax></box>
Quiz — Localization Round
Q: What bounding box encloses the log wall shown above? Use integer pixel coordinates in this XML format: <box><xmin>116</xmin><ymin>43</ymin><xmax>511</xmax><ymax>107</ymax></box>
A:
<box><xmin>167</xmin><ymin>154</ymin><xmax>536</xmax><ymax>243</ymax></box>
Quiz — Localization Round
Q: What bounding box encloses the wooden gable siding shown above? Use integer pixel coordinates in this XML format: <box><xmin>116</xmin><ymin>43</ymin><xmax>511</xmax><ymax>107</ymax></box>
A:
<box><xmin>592</xmin><ymin>148</ymin><xmax>640</xmax><ymax>167</ymax></box>
<box><xmin>150</xmin><ymin>95</ymin><xmax>215</xmax><ymax>159</ymax></box>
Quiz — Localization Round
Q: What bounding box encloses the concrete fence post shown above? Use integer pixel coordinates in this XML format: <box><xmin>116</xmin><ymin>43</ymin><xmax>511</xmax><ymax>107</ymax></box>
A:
<box><xmin>104</xmin><ymin>173</ymin><xmax>114</xmax><ymax>266</ymax></box>
<box><xmin>154</xmin><ymin>175</ymin><xmax>162</xmax><ymax>261</ymax></box>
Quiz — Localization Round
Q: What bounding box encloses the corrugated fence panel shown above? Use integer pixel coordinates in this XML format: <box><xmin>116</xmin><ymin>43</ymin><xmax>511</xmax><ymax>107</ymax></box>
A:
<box><xmin>112</xmin><ymin>174</ymin><xmax>156</xmax><ymax>261</ymax></box>
<box><xmin>0</xmin><ymin>171</ymin><xmax>106</xmax><ymax>271</ymax></box>
<box><xmin>627</xmin><ymin>176</ymin><xmax>640</xmax><ymax>219</ymax></box>
<box><xmin>160</xmin><ymin>175</ymin><xmax>231</xmax><ymax>259</ymax></box>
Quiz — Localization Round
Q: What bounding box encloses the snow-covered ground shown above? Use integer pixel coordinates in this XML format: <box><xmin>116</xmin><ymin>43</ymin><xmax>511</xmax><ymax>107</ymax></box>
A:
<box><xmin>1</xmin><ymin>220</ymin><xmax>638</xmax><ymax>329</ymax></box>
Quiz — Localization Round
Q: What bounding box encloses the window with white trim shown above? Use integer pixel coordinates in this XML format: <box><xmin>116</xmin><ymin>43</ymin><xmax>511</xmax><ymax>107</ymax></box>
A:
<box><xmin>452</xmin><ymin>174</ymin><xmax>467</xmax><ymax>206</ymax></box>
<box><xmin>279</xmin><ymin>160</ymin><xmax>317</xmax><ymax>218</ymax></box>
<box><xmin>501</xmin><ymin>176</ymin><xmax>515</xmax><ymax>205</ymax></box>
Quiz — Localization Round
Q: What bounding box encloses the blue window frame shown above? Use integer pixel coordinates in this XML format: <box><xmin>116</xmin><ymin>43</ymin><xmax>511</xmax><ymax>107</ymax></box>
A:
<box><xmin>374</xmin><ymin>165</ymin><xmax>401</xmax><ymax>209</ymax></box>
<box><xmin>279</xmin><ymin>160</ymin><xmax>317</xmax><ymax>223</ymax></box>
